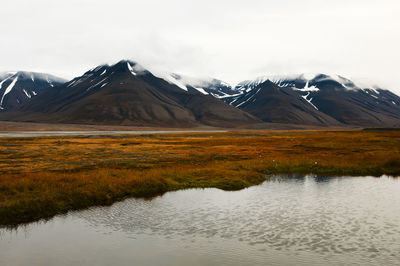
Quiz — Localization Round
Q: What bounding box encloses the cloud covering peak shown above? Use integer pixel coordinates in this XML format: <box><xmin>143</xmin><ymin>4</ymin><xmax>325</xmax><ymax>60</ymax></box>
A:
<box><xmin>0</xmin><ymin>0</ymin><xmax>399</xmax><ymax>92</ymax></box>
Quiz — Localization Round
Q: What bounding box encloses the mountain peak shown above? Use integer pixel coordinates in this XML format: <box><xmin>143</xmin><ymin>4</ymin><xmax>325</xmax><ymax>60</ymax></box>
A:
<box><xmin>238</xmin><ymin>73</ymin><xmax>385</xmax><ymax>94</ymax></box>
<box><xmin>109</xmin><ymin>60</ymin><xmax>148</xmax><ymax>76</ymax></box>
<box><xmin>0</xmin><ymin>71</ymin><xmax>66</xmax><ymax>110</ymax></box>
<box><xmin>218</xmin><ymin>72</ymin><xmax>400</xmax><ymax>127</ymax></box>
<box><xmin>0</xmin><ymin>60</ymin><xmax>260</xmax><ymax>128</ymax></box>
<box><xmin>165</xmin><ymin>73</ymin><xmax>235</xmax><ymax>96</ymax></box>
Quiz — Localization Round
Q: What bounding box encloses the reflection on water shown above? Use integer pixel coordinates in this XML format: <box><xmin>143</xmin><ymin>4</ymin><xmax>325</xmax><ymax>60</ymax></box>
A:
<box><xmin>1</xmin><ymin>175</ymin><xmax>400</xmax><ymax>266</ymax></box>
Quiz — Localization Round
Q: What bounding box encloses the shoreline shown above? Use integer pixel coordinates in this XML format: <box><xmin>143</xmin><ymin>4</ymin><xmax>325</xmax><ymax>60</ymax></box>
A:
<box><xmin>0</xmin><ymin>130</ymin><xmax>228</xmax><ymax>138</ymax></box>
<box><xmin>0</xmin><ymin>120</ymin><xmax>359</xmax><ymax>132</ymax></box>
<box><xmin>1</xmin><ymin>130</ymin><xmax>399</xmax><ymax>227</ymax></box>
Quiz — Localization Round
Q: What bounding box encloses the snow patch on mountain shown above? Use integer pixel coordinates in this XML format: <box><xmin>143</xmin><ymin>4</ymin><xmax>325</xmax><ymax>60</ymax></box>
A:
<box><xmin>161</xmin><ymin>74</ymin><xmax>238</xmax><ymax>96</ymax></box>
<box><xmin>87</xmin><ymin>77</ymin><xmax>108</xmax><ymax>91</ymax></box>
<box><xmin>236</xmin><ymin>88</ymin><xmax>261</xmax><ymax>108</ymax></box>
<box><xmin>153</xmin><ymin>73</ymin><xmax>233</xmax><ymax>95</ymax></box>
<box><xmin>170</xmin><ymin>74</ymin><xmax>216</xmax><ymax>94</ymax></box>
<box><xmin>0</xmin><ymin>71</ymin><xmax>67</xmax><ymax>110</ymax></box>
<box><xmin>238</xmin><ymin>73</ymin><xmax>388</xmax><ymax>97</ymax></box>
<box><xmin>127</xmin><ymin>62</ymin><xmax>137</xmax><ymax>76</ymax></box>
<box><xmin>194</xmin><ymin>87</ymin><xmax>209</xmax><ymax>95</ymax></box>
<box><xmin>293</xmin><ymin>80</ymin><xmax>319</xmax><ymax>92</ymax></box>
<box><xmin>122</xmin><ymin>61</ymin><xmax>147</xmax><ymax>76</ymax></box>
<box><xmin>0</xmin><ymin>76</ymin><xmax>18</xmax><ymax>108</ymax></box>
<box><xmin>23</xmin><ymin>89</ymin><xmax>31</xmax><ymax>98</ymax></box>
<box><xmin>0</xmin><ymin>75</ymin><xmax>13</xmax><ymax>90</ymax></box>
<box><xmin>301</xmin><ymin>92</ymin><xmax>318</xmax><ymax>110</ymax></box>
<box><xmin>158</xmin><ymin>73</ymin><xmax>188</xmax><ymax>91</ymax></box>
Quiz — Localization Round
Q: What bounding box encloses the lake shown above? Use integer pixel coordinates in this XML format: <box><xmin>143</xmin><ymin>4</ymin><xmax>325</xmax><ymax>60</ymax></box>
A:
<box><xmin>0</xmin><ymin>130</ymin><xmax>226</xmax><ymax>138</ymax></box>
<box><xmin>1</xmin><ymin>175</ymin><xmax>399</xmax><ymax>266</ymax></box>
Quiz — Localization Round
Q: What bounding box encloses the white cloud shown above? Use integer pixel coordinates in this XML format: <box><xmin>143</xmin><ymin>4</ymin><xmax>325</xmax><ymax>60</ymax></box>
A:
<box><xmin>0</xmin><ymin>0</ymin><xmax>399</xmax><ymax>93</ymax></box>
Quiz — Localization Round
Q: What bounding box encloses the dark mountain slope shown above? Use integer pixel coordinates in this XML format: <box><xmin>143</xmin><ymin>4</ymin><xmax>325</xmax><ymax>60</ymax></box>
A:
<box><xmin>224</xmin><ymin>80</ymin><xmax>342</xmax><ymax>126</ymax></box>
<box><xmin>0</xmin><ymin>71</ymin><xmax>66</xmax><ymax>110</ymax></box>
<box><xmin>220</xmin><ymin>74</ymin><xmax>400</xmax><ymax>127</ymax></box>
<box><xmin>1</xmin><ymin>61</ymin><xmax>259</xmax><ymax>127</ymax></box>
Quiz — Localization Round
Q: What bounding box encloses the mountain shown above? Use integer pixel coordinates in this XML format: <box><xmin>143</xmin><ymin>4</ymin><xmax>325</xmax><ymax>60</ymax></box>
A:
<box><xmin>165</xmin><ymin>74</ymin><xmax>237</xmax><ymax>98</ymax></box>
<box><xmin>1</xmin><ymin>61</ymin><xmax>259</xmax><ymax>127</ymax></box>
<box><xmin>0</xmin><ymin>71</ymin><xmax>66</xmax><ymax>110</ymax></box>
<box><xmin>1</xmin><ymin>66</ymin><xmax>399</xmax><ymax>128</ymax></box>
<box><xmin>223</xmin><ymin>80</ymin><xmax>341</xmax><ymax>126</ymax></box>
<box><xmin>219</xmin><ymin>73</ymin><xmax>400</xmax><ymax>127</ymax></box>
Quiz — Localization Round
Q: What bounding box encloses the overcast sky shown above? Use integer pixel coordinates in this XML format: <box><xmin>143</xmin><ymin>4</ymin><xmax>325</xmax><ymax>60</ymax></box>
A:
<box><xmin>1</xmin><ymin>0</ymin><xmax>399</xmax><ymax>91</ymax></box>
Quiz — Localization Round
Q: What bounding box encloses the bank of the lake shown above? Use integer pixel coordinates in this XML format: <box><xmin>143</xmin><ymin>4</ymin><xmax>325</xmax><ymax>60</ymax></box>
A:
<box><xmin>1</xmin><ymin>176</ymin><xmax>400</xmax><ymax>266</ymax></box>
<box><xmin>1</xmin><ymin>130</ymin><xmax>400</xmax><ymax>226</ymax></box>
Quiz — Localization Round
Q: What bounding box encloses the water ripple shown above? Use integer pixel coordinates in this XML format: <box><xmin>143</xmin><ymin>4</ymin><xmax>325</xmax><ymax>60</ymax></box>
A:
<box><xmin>1</xmin><ymin>175</ymin><xmax>400</xmax><ymax>266</ymax></box>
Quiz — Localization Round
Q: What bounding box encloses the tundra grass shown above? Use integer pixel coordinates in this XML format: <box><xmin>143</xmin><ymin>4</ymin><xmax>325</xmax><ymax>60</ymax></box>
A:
<box><xmin>0</xmin><ymin>130</ymin><xmax>400</xmax><ymax>226</ymax></box>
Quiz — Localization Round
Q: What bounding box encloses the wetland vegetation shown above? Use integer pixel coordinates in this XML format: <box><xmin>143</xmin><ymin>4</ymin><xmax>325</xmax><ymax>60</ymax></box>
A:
<box><xmin>1</xmin><ymin>130</ymin><xmax>399</xmax><ymax>226</ymax></box>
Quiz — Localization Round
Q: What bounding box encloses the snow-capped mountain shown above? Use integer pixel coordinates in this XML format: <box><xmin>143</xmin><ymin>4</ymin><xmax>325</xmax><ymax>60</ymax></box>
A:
<box><xmin>163</xmin><ymin>74</ymin><xmax>237</xmax><ymax>98</ymax></box>
<box><xmin>1</xmin><ymin>60</ymin><xmax>259</xmax><ymax>127</ymax></box>
<box><xmin>1</xmin><ymin>64</ymin><xmax>400</xmax><ymax>128</ymax></box>
<box><xmin>219</xmin><ymin>73</ymin><xmax>400</xmax><ymax>127</ymax></box>
<box><xmin>0</xmin><ymin>71</ymin><xmax>66</xmax><ymax>110</ymax></box>
<box><xmin>235</xmin><ymin>73</ymin><xmax>385</xmax><ymax>95</ymax></box>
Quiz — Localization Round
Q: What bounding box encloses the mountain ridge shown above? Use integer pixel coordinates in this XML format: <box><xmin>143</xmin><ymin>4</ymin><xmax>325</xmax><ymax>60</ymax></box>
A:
<box><xmin>0</xmin><ymin>62</ymin><xmax>399</xmax><ymax>128</ymax></box>
<box><xmin>0</xmin><ymin>71</ymin><xmax>67</xmax><ymax>110</ymax></box>
<box><xmin>0</xmin><ymin>60</ymin><xmax>259</xmax><ymax>128</ymax></box>
<box><xmin>216</xmin><ymin>73</ymin><xmax>400</xmax><ymax>127</ymax></box>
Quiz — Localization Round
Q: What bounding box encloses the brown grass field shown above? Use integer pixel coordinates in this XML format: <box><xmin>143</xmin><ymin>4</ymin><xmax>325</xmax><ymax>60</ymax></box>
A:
<box><xmin>0</xmin><ymin>130</ymin><xmax>400</xmax><ymax>226</ymax></box>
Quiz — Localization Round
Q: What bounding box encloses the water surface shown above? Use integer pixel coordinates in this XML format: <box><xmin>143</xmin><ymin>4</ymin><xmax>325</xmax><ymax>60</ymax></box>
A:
<box><xmin>0</xmin><ymin>130</ymin><xmax>226</xmax><ymax>138</ymax></box>
<box><xmin>1</xmin><ymin>175</ymin><xmax>400</xmax><ymax>266</ymax></box>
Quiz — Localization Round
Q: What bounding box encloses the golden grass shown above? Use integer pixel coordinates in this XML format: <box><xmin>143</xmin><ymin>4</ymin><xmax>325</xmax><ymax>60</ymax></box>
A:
<box><xmin>1</xmin><ymin>130</ymin><xmax>400</xmax><ymax>226</ymax></box>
